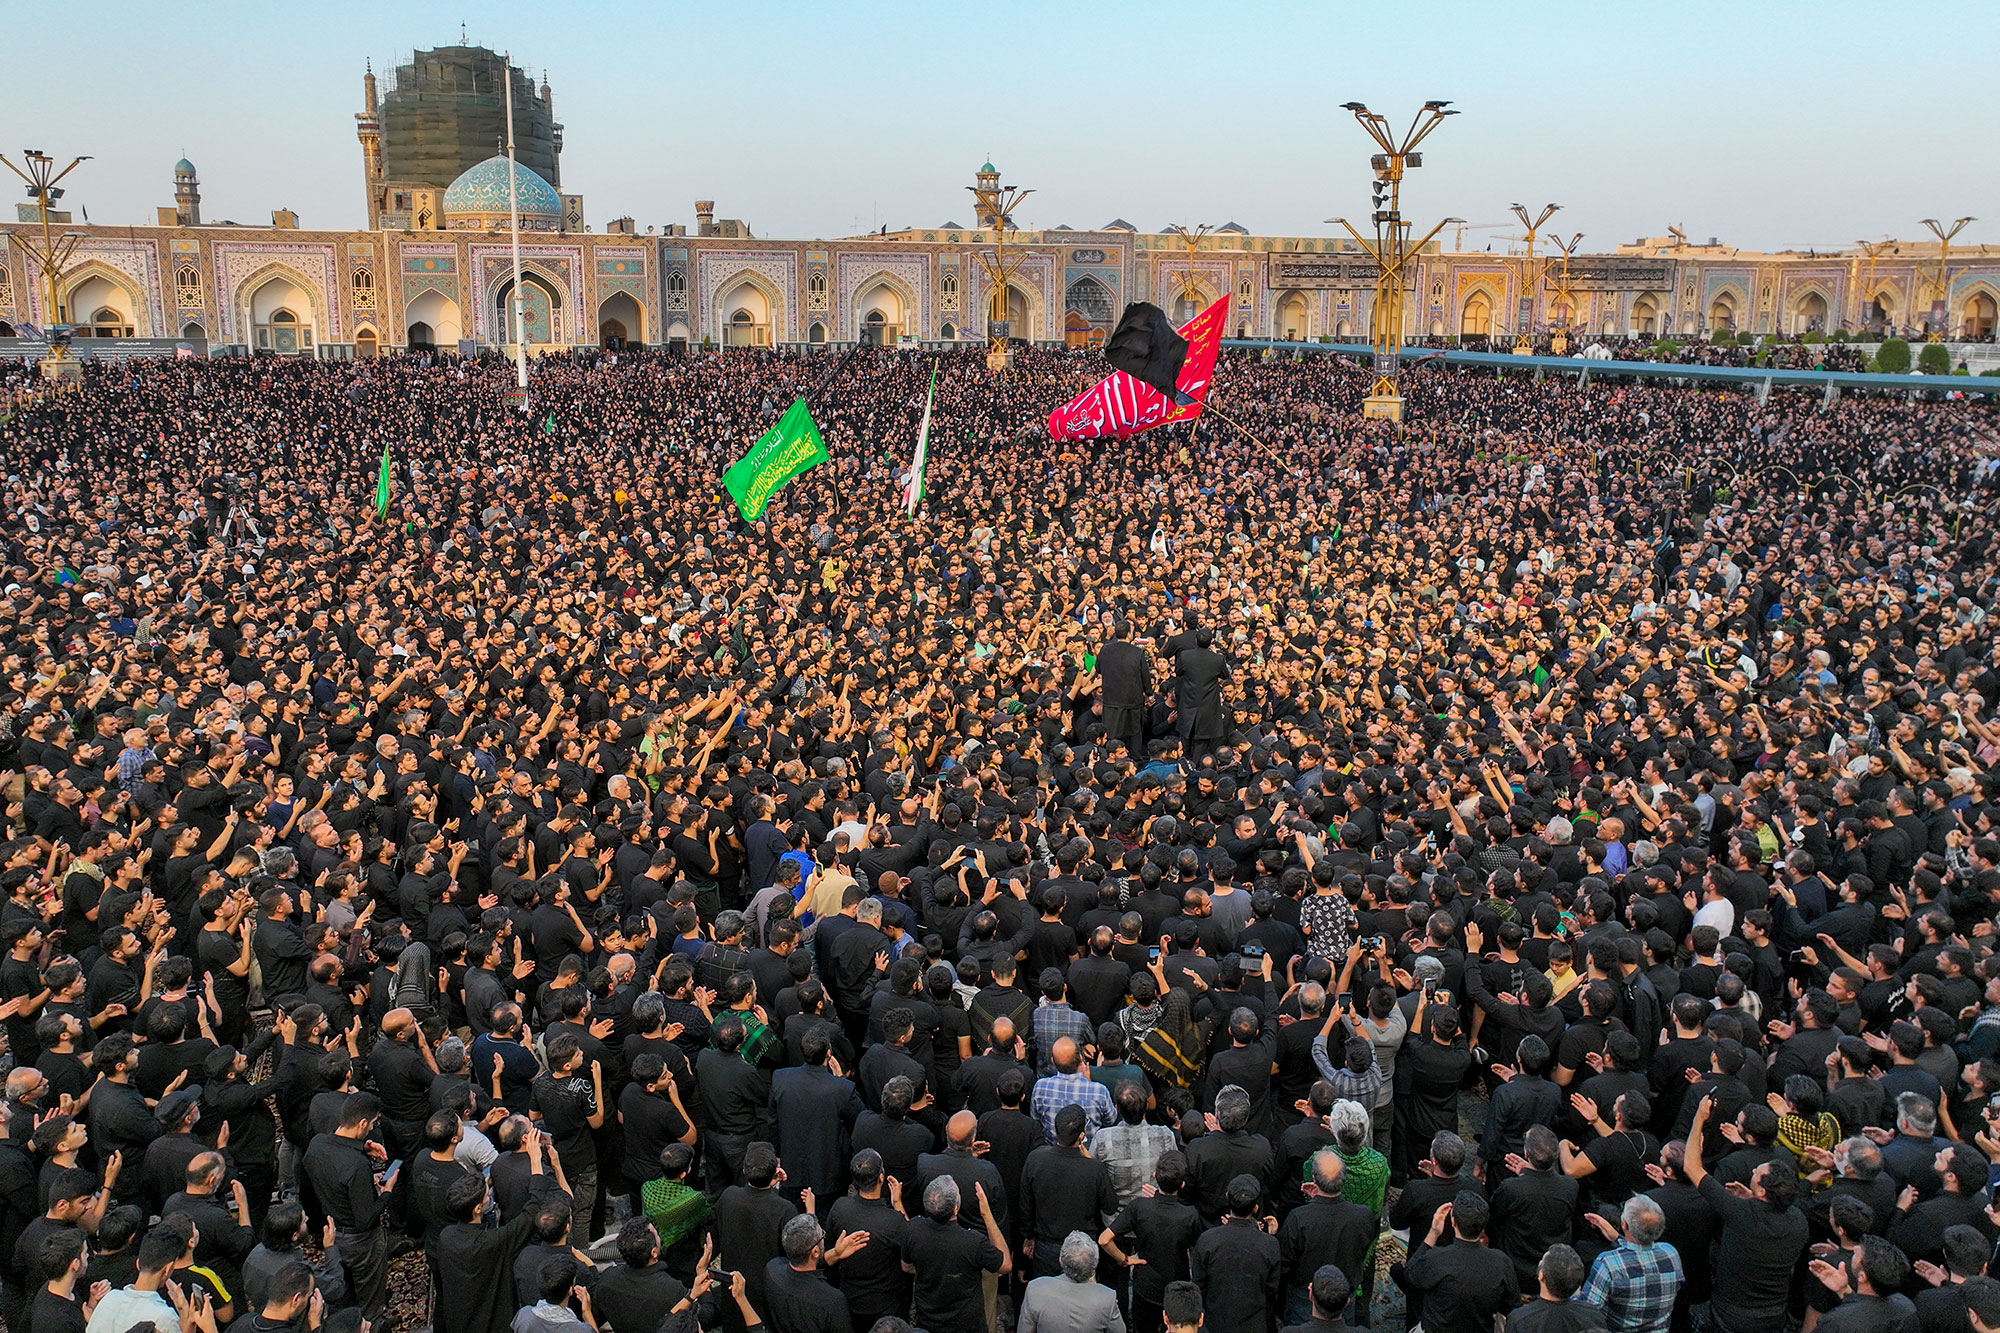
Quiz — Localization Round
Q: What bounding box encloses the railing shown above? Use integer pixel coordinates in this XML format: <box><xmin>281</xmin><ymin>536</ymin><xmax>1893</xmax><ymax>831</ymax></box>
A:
<box><xmin>1217</xmin><ymin>339</ymin><xmax>2000</xmax><ymax>396</ymax></box>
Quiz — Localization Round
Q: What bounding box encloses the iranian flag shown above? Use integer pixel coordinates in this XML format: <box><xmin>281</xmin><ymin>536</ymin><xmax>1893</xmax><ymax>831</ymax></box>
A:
<box><xmin>903</xmin><ymin>360</ymin><xmax>937</xmax><ymax>514</ymax></box>
<box><xmin>1047</xmin><ymin>296</ymin><xmax>1230</xmax><ymax>441</ymax></box>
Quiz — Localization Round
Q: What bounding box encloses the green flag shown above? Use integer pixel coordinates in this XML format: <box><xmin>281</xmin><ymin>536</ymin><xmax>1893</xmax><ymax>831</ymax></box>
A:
<box><xmin>542</xmin><ymin>412</ymin><xmax>557</xmax><ymax>436</ymax></box>
<box><xmin>721</xmin><ymin>397</ymin><xmax>827</xmax><ymax>522</ymax></box>
<box><xmin>374</xmin><ymin>444</ymin><xmax>392</xmax><ymax>518</ymax></box>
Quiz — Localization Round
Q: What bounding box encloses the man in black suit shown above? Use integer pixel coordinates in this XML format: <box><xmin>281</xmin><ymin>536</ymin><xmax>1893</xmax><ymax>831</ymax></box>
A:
<box><xmin>1097</xmin><ymin>633</ymin><xmax>1152</xmax><ymax>759</ymax></box>
<box><xmin>768</xmin><ymin>1027</ymin><xmax>865</xmax><ymax>1206</ymax></box>
<box><xmin>1174</xmin><ymin>629</ymin><xmax>1230</xmax><ymax>757</ymax></box>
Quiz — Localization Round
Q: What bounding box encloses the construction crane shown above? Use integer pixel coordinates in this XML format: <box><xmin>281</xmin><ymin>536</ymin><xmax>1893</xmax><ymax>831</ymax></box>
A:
<box><xmin>1453</xmin><ymin>220</ymin><xmax>1511</xmax><ymax>251</ymax></box>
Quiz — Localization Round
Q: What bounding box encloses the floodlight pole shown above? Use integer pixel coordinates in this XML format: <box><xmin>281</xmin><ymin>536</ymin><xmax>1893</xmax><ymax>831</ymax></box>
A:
<box><xmin>1508</xmin><ymin>202</ymin><xmax>1560</xmax><ymax>354</ymax></box>
<box><xmin>1544</xmin><ymin>233</ymin><xmax>1583</xmax><ymax>354</ymax></box>
<box><xmin>1329</xmin><ymin>100</ymin><xmax>1459</xmax><ymax>424</ymax></box>
<box><xmin>0</xmin><ymin>149</ymin><xmax>92</xmax><ymax>380</ymax></box>
<box><xmin>1919</xmin><ymin>216</ymin><xmax>1975</xmax><ymax>342</ymax></box>
<box><xmin>966</xmin><ymin>174</ymin><xmax>1033</xmax><ymax>371</ymax></box>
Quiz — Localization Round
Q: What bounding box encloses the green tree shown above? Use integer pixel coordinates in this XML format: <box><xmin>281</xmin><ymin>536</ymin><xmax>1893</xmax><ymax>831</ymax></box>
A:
<box><xmin>1916</xmin><ymin>343</ymin><xmax>1952</xmax><ymax>376</ymax></box>
<box><xmin>1872</xmin><ymin>337</ymin><xmax>1912</xmax><ymax>374</ymax></box>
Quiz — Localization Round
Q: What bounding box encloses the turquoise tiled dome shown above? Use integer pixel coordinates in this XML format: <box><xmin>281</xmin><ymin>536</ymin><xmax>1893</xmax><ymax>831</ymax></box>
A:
<box><xmin>442</xmin><ymin>154</ymin><xmax>561</xmax><ymax>219</ymax></box>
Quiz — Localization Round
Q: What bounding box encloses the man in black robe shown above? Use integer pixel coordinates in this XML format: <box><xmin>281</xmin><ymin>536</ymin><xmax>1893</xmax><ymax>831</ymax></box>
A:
<box><xmin>1174</xmin><ymin>629</ymin><xmax>1230</xmax><ymax>757</ymax></box>
<box><xmin>1096</xmin><ymin>633</ymin><xmax>1152</xmax><ymax>760</ymax></box>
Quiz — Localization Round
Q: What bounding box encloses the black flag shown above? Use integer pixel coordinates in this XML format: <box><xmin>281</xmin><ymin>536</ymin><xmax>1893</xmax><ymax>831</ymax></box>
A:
<box><xmin>1104</xmin><ymin>302</ymin><xmax>1191</xmax><ymax>401</ymax></box>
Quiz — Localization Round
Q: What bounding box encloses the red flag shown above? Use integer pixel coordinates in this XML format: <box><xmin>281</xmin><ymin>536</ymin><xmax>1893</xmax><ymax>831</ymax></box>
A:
<box><xmin>1047</xmin><ymin>297</ymin><xmax>1230</xmax><ymax>441</ymax></box>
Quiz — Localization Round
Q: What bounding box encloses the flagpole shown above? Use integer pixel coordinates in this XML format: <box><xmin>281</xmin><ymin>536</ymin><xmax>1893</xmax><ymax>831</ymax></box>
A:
<box><xmin>504</xmin><ymin>51</ymin><xmax>529</xmax><ymax>412</ymax></box>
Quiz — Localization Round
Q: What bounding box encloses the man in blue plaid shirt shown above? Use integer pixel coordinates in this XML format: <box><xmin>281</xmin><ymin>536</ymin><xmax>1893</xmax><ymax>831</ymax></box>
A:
<box><xmin>1028</xmin><ymin>1035</ymin><xmax>1115</xmax><ymax>1140</ymax></box>
<box><xmin>1030</xmin><ymin>969</ymin><xmax>1095</xmax><ymax>1077</ymax></box>
<box><xmin>1578</xmin><ymin>1195</ymin><xmax>1682</xmax><ymax>1333</ymax></box>
<box><xmin>115</xmin><ymin>727</ymin><xmax>155</xmax><ymax>793</ymax></box>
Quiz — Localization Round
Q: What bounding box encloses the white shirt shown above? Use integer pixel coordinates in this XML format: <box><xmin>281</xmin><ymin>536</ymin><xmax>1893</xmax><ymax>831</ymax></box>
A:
<box><xmin>87</xmin><ymin>1286</ymin><xmax>177</xmax><ymax>1333</ymax></box>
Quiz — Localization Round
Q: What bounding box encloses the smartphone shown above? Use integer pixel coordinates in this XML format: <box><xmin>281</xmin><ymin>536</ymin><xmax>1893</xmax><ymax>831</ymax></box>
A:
<box><xmin>1339</xmin><ymin>991</ymin><xmax>1356</xmax><ymax>1011</ymax></box>
<box><xmin>1422</xmin><ymin>977</ymin><xmax>1437</xmax><ymax>999</ymax></box>
<box><xmin>381</xmin><ymin>1160</ymin><xmax>402</xmax><ymax>1191</ymax></box>
<box><xmin>1242</xmin><ymin>944</ymin><xmax>1266</xmax><ymax>960</ymax></box>
<box><xmin>1148</xmin><ymin>947</ymin><xmax>1161</xmax><ymax>964</ymax></box>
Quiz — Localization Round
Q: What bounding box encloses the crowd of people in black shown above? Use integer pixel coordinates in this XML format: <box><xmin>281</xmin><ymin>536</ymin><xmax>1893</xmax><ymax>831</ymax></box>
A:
<box><xmin>0</xmin><ymin>342</ymin><xmax>1998</xmax><ymax>1333</ymax></box>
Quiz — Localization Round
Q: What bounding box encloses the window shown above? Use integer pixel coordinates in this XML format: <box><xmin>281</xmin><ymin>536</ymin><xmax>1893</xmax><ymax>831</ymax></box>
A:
<box><xmin>175</xmin><ymin>264</ymin><xmax>202</xmax><ymax>306</ymax></box>
<box><xmin>667</xmin><ymin>269</ymin><xmax>688</xmax><ymax>311</ymax></box>
<box><xmin>352</xmin><ymin>269</ymin><xmax>373</xmax><ymax>289</ymax></box>
<box><xmin>940</xmin><ymin>271</ymin><xmax>960</xmax><ymax>312</ymax></box>
<box><xmin>1238</xmin><ymin>278</ymin><xmax>1253</xmax><ymax>305</ymax></box>
<box><xmin>351</xmin><ymin>268</ymin><xmax>376</xmax><ymax>311</ymax></box>
<box><xmin>808</xmin><ymin>272</ymin><xmax>828</xmax><ymax>310</ymax></box>
<box><xmin>940</xmin><ymin>321</ymin><xmax>955</xmax><ymax>339</ymax></box>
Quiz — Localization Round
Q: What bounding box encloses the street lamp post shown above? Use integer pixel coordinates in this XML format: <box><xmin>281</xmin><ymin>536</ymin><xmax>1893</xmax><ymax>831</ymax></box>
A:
<box><xmin>1918</xmin><ymin>216</ymin><xmax>1975</xmax><ymax>342</ymax></box>
<box><xmin>1508</xmin><ymin>202</ymin><xmax>1560</xmax><ymax>354</ymax></box>
<box><xmin>1544</xmin><ymin>232</ymin><xmax>1583</xmax><ymax>355</ymax></box>
<box><xmin>967</xmin><ymin>170</ymin><xmax>1034</xmax><ymax>371</ymax></box>
<box><xmin>0</xmin><ymin>149</ymin><xmax>92</xmax><ymax>381</ymax></box>
<box><xmin>1328</xmin><ymin>100</ymin><xmax>1460</xmax><ymax>423</ymax></box>
<box><xmin>1850</xmin><ymin>239</ymin><xmax>1893</xmax><ymax>334</ymax></box>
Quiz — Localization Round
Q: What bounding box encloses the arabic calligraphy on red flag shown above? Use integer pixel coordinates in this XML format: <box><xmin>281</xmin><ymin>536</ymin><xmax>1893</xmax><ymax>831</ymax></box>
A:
<box><xmin>1046</xmin><ymin>297</ymin><xmax>1230</xmax><ymax>442</ymax></box>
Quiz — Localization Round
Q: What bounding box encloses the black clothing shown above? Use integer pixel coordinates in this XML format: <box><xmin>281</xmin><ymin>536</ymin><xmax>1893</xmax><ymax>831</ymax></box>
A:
<box><xmin>1018</xmin><ymin>1144</ymin><xmax>1119</xmax><ymax>1275</ymax></box>
<box><xmin>1490</xmin><ymin>1169</ymin><xmax>1581</xmax><ymax>1291</ymax></box>
<box><xmin>1277</xmin><ymin>1196</ymin><xmax>1375</xmax><ymax>1302</ymax></box>
<box><xmin>433</xmin><ymin>1209</ymin><xmax>539</xmax><ymax>1333</ymax></box>
<box><xmin>301</xmin><ymin>1132</ymin><xmax>386</xmax><ymax>1233</ymax></box>
<box><xmin>1192</xmin><ymin>1216</ymin><xmax>1282</xmax><ymax>1333</ymax></box>
<box><xmin>1404</xmin><ymin>1236</ymin><xmax>1520</xmax><ymax>1333</ymax></box>
<box><xmin>1698</xmin><ymin>1173</ymin><xmax>1809</xmax><ymax>1329</ymax></box>
<box><xmin>902</xmin><ymin>1216</ymin><xmax>1005</xmax><ymax>1333</ymax></box>
<box><xmin>591</xmin><ymin>1260</ymin><xmax>691</xmax><ymax>1333</ymax></box>
<box><xmin>714</xmin><ymin>1184</ymin><xmax>797</xmax><ymax>1312</ymax></box>
<box><xmin>823</xmin><ymin>1193</ymin><xmax>908</xmax><ymax>1329</ymax></box>
<box><xmin>1184</xmin><ymin>1129</ymin><xmax>1275</xmax><ymax>1225</ymax></box>
<box><xmin>1505</xmin><ymin>1299</ymin><xmax>1607</xmax><ymax>1333</ymax></box>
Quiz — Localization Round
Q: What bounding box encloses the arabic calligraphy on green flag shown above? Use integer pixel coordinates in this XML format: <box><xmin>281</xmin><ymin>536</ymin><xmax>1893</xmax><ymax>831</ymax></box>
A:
<box><xmin>721</xmin><ymin>397</ymin><xmax>828</xmax><ymax>521</ymax></box>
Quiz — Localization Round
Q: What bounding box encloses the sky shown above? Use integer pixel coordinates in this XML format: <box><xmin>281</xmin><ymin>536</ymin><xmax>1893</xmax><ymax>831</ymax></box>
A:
<box><xmin>7</xmin><ymin>0</ymin><xmax>1998</xmax><ymax>256</ymax></box>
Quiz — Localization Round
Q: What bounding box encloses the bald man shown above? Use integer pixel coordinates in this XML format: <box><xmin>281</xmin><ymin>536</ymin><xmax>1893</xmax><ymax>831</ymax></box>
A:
<box><xmin>918</xmin><ymin>1110</ymin><xmax>1013</xmax><ymax>1321</ymax></box>
<box><xmin>1029</xmin><ymin>1038</ymin><xmax>1115</xmax><ymax>1140</ymax></box>
<box><xmin>956</xmin><ymin>1015</ymin><xmax>1033</xmax><ymax>1117</ymax></box>
<box><xmin>369</xmin><ymin>1007</ymin><xmax>439</xmax><ymax>1157</ymax></box>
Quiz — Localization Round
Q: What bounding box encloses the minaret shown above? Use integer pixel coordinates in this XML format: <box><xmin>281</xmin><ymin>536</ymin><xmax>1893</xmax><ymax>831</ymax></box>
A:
<box><xmin>972</xmin><ymin>161</ymin><xmax>1003</xmax><ymax>228</ymax></box>
<box><xmin>542</xmin><ymin>72</ymin><xmax>564</xmax><ymax>183</ymax></box>
<box><xmin>173</xmin><ymin>159</ymin><xmax>201</xmax><ymax>226</ymax></box>
<box><xmin>355</xmin><ymin>60</ymin><xmax>384</xmax><ymax>229</ymax></box>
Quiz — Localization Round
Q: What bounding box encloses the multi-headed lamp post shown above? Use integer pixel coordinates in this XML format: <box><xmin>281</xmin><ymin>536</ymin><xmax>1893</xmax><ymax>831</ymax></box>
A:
<box><xmin>0</xmin><ymin>149</ymin><xmax>93</xmax><ymax>380</ymax></box>
<box><xmin>1327</xmin><ymin>100</ymin><xmax>1459</xmax><ymax>423</ymax></box>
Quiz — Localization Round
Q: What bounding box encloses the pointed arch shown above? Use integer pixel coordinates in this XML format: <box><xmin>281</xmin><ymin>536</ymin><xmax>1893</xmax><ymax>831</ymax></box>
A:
<box><xmin>714</xmin><ymin>270</ymin><xmax>783</xmax><ymax>347</ymax></box>
<box><xmin>1788</xmin><ymin>281</ymin><xmax>1833</xmax><ymax>334</ymax></box>
<box><xmin>1458</xmin><ymin>281</ymin><xmax>1503</xmax><ymax>339</ymax></box>
<box><xmin>848</xmin><ymin>269</ymin><xmax>918</xmax><ymax>342</ymax></box>
<box><xmin>1954</xmin><ymin>280</ymin><xmax>1999</xmax><ymax>339</ymax></box>
<box><xmin>60</xmin><ymin>261</ymin><xmax>153</xmax><ymax>336</ymax></box>
<box><xmin>233</xmin><ymin>261</ymin><xmax>326</xmax><ymax>349</ymax></box>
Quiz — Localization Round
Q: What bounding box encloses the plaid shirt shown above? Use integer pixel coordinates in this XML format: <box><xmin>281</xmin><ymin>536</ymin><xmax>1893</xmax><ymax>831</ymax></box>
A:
<box><xmin>1031</xmin><ymin>1000</ymin><xmax>1096</xmax><ymax>1076</ymax></box>
<box><xmin>1028</xmin><ymin>1070</ymin><xmax>1115</xmax><ymax>1140</ymax></box>
<box><xmin>1578</xmin><ymin>1240</ymin><xmax>1682</xmax><ymax>1333</ymax></box>
<box><xmin>116</xmin><ymin>744</ymin><xmax>154</xmax><ymax>793</ymax></box>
